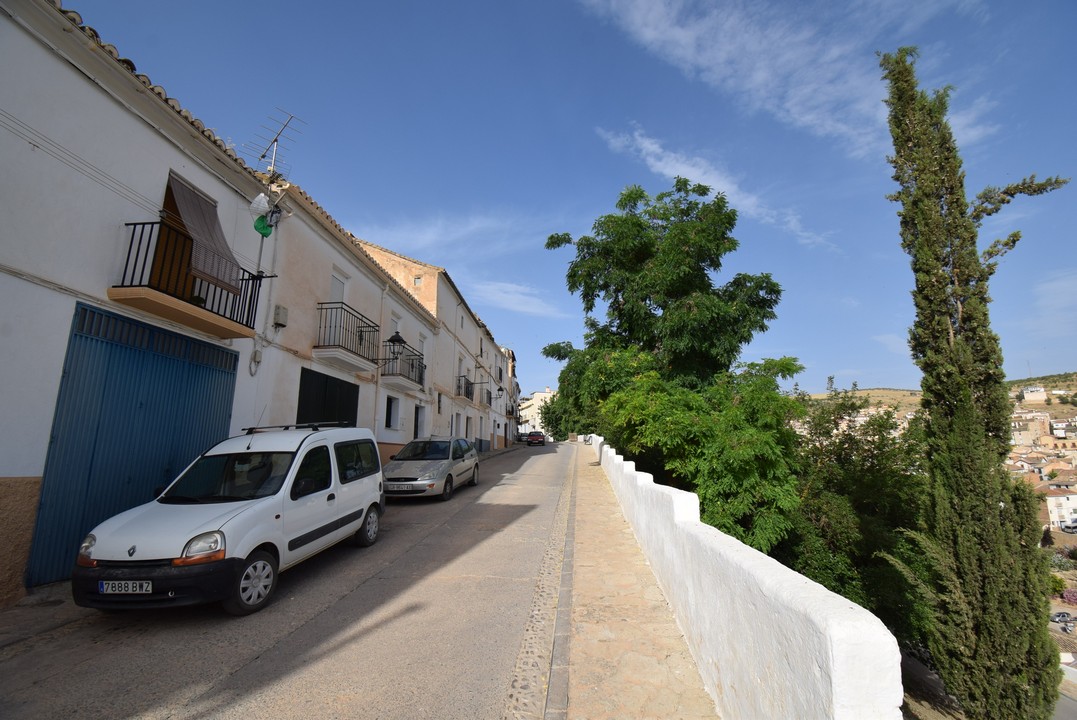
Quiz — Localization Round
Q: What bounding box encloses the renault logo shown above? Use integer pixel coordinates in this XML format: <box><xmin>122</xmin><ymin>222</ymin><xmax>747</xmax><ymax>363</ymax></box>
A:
<box><xmin>128</xmin><ymin>545</ymin><xmax>137</xmax><ymax>557</ymax></box>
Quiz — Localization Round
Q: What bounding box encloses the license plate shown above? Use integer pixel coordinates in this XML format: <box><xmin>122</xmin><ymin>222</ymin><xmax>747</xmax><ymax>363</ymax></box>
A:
<box><xmin>99</xmin><ymin>580</ymin><xmax>152</xmax><ymax>594</ymax></box>
<box><xmin>388</xmin><ymin>483</ymin><xmax>412</xmax><ymax>491</ymax></box>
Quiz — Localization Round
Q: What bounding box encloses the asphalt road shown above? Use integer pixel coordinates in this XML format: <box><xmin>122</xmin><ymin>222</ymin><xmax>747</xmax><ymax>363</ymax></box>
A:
<box><xmin>0</xmin><ymin>444</ymin><xmax>571</xmax><ymax>720</ymax></box>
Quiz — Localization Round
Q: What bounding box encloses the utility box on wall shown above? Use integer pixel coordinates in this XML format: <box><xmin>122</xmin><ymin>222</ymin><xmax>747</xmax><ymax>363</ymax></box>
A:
<box><xmin>273</xmin><ymin>304</ymin><xmax>288</xmax><ymax>328</ymax></box>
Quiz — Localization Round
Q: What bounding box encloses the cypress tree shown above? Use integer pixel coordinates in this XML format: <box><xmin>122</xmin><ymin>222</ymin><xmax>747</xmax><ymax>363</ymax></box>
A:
<box><xmin>880</xmin><ymin>47</ymin><xmax>1067</xmax><ymax>719</ymax></box>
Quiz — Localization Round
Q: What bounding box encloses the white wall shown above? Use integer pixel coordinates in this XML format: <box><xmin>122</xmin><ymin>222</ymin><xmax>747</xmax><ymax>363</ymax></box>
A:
<box><xmin>589</xmin><ymin>436</ymin><xmax>903</xmax><ymax>720</ymax></box>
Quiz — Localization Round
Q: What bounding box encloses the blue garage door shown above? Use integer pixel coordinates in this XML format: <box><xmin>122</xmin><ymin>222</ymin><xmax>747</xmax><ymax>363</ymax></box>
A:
<box><xmin>26</xmin><ymin>305</ymin><xmax>238</xmax><ymax>586</ymax></box>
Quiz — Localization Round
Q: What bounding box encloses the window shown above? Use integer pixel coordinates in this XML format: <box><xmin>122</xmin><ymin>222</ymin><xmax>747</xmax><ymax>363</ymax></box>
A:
<box><xmin>330</xmin><ymin>274</ymin><xmax>345</xmax><ymax>303</ymax></box>
<box><xmin>335</xmin><ymin>440</ymin><xmax>380</xmax><ymax>483</ymax></box>
<box><xmin>437</xmin><ymin>392</ymin><xmax>442</xmax><ymax>414</ymax></box>
<box><xmin>291</xmin><ymin>446</ymin><xmax>331</xmax><ymax>500</ymax></box>
<box><xmin>385</xmin><ymin>395</ymin><xmax>398</xmax><ymax>429</ymax></box>
<box><xmin>413</xmin><ymin>276</ymin><xmax>422</xmax><ymax>287</ymax></box>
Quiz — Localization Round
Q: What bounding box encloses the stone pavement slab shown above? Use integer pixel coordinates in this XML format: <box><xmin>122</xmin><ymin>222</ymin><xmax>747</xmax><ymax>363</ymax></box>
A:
<box><xmin>567</xmin><ymin>447</ymin><xmax>718</xmax><ymax>719</ymax></box>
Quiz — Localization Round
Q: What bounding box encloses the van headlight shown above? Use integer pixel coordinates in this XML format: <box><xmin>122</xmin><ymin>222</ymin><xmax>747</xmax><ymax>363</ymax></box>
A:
<box><xmin>76</xmin><ymin>534</ymin><xmax>97</xmax><ymax>568</ymax></box>
<box><xmin>172</xmin><ymin>531</ymin><xmax>225</xmax><ymax>566</ymax></box>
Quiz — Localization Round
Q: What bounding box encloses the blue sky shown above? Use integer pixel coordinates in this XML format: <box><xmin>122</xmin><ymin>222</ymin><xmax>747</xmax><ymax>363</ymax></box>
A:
<box><xmin>72</xmin><ymin>0</ymin><xmax>1075</xmax><ymax>396</ymax></box>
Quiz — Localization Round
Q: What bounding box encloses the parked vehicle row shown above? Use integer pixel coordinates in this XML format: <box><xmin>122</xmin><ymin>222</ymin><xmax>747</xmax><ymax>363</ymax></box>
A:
<box><xmin>71</xmin><ymin>428</ymin><xmax>485</xmax><ymax>617</ymax></box>
<box><xmin>71</xmin><ymin>429</ymin><xmax>554</xmax><ymax>617</ymax></box>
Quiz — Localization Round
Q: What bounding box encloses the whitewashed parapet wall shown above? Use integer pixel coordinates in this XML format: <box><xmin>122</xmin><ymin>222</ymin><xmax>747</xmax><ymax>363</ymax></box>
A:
<box><xmin>588</xmin><ymin>436</ymin><xmax>903</xmax><ymax>720</ymax></box>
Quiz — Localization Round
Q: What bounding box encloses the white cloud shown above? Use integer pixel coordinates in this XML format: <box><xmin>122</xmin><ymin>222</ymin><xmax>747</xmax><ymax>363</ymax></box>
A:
<box><xmin>948</xmin><ymin>93</ymin><xmax>1000</xmax><ymax>147</ymax></box>
<box><xmin>464</xmin><ymin>280</ymin><xmax>573</xmax><ymax>319</ymax></box>
<box><xmin>579</xmin><ymin>0</ymin><xmax>990</xmax><ymax>157</ymax></box>
<box><xmin>599</xmin><ymin>126</ymin><xmax>834</xmax><ymax>248</ymax></box>
<box><xmin>354</xmin><ymin>214</ymin><xmax>518</xmax><ymax>257</ymax></box>
<box><xmin>873</xmin><ymin>333</ymin><xmax>910</xmax><ymax>355</ymax></box>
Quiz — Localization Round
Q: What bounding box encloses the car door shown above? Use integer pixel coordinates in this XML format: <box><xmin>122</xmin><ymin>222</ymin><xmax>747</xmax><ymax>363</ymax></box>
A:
<box><xmin>452</xmin><ymin>439</ymin><xmax>476</xmax><ymax>482</ymax></box>
<box><xmin>280</xmin><ymin>443</ymin><xmax>340</xmax><ymax>567</ymax></box>
<box><xmin>333</xmin><ymin>438</ymin><xmax>381</xmax><ymax>531</ymax></box>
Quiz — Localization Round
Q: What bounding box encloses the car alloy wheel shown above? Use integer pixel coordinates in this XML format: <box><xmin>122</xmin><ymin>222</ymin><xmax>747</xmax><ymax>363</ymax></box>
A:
<box><xmin>468</xmin><ymin>464</ymin><xmax>479</xmax><ymax>487</ymax></box>
<box><xmin>441</xmin><ymin>476</ymin><xmax>454</xmax><ymax>501</ymax></box>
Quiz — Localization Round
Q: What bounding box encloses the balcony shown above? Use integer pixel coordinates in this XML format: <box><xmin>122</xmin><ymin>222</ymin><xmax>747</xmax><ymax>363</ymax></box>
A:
<box><xmin>312</xmin><ymin>302</ymin><xmax>380</xmax><ymax>373</ymax></box>
<box><xmin>456</xmin><ymin>376</ymin><xmax>474</xmax><ymax>401</ymax></box>
<box><xmin>107</xmin><ymin>221</ymin><xmax>261</xmax><ymax>339</ymax></box>
<box><xmin>381</xmin><ymin>341</ymin><xmax>425</xmax><ymax>391</ymax></box>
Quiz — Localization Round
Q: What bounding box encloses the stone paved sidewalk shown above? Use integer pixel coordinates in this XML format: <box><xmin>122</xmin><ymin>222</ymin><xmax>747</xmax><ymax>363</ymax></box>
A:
<box><xmin>567</xmin><ymin>447</ymin><xmax>718</xmax><ymax>719</ymax></box>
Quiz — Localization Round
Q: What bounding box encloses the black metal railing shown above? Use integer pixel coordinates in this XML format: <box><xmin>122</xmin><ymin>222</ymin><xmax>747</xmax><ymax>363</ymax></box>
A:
<box><xmin>456</xmin><ymin>376</ymin><xmax>474</xmax><ymax>400</ymax></box>
<box><xmin>481</xmin><ymin>388</ymin><xmax>492</xmax><ymax>406</ymax></box>
<box><xmin>116</xmin><ymin>222</ymin><xmax>261</xmax><ymax>329</ymax></box>
<box><xmin>382</xmin><ymin>342</ymin><xmax>425</xmax><ymax>386</ymax></box>
<box><xmin>315</xmin><ymin>302</ymin><xmax>380</xmax><ymax>362</ymax></box>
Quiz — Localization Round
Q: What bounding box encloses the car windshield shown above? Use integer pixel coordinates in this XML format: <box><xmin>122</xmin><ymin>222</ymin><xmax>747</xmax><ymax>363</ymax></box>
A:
<box><xmin>395</xmin><ymin>441</ymin><xmax>450</xmax><ymax>461</ymax></box>
<box><xmin>159</xmin><ymin>452</ymin><xmax>294</xmax><ymax>503</ymax></box>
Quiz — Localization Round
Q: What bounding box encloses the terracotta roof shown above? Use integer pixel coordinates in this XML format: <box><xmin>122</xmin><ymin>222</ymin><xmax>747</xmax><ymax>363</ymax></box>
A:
<box><xmin>53</xmin><ymin>1</ymin><xmax>256</xmax><ymax>179</ymax></box>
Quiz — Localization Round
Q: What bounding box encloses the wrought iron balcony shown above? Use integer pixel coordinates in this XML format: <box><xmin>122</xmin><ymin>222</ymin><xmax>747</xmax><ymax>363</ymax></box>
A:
<box><xmin>108</xmin><ymin>221</ymin><xmax>262</xmax><ymax>338</ymax></box>
<box><xmin>456</xmin><ymin>376</ymin><xmax>475</xmax><ymax>400</ymax></box>
<box><xmin>314</xmin><ymin>302</ymin><xmax>380</xmax><ymax>363</ymax></box>
<box><xmin>381</xmin><ymin>341</ymin><xmax>425</xmax><ymax>387</ymax></box>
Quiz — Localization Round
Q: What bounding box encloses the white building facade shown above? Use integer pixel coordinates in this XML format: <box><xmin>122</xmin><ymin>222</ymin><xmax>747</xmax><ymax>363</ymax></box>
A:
<box><xmin>0</xmin><ymin>0</ymin><xmax>515</xmax><ymax>603</ymax></box>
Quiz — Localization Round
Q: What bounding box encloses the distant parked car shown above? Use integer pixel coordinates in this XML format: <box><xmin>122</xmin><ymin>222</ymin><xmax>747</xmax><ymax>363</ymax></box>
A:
<box><xmin>527</xmin><ymin>431</ymin><xmax>546</xmax><ymax>446</ymax></box>
<box><xmin>1052</xmin><ymin>612</ymin><xmax>1072</xmax><ymax>623</ymax></box>
<box><xmin>384</xmin><ymin>437</ymin><xmax>478</xmax><ymax>501</ymax></box>
<box><xmin>71</xmin><ymin>424</ymin><xmax>385</xmax><ymax>615</ymax></box>
<box><xmin>1062</xmin><ymin>520</ymin><xmax>1077</xmax><ymax>533</ymax></box>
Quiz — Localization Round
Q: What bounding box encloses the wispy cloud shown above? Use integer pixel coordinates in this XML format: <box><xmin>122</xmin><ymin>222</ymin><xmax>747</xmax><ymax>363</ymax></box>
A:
<box><xmin>1033</xmin><ymin>268</ymin><xmax>1077</xmax><ymax>341</ymax></box>
<box><xmin>580</xmin><ymin>0</ymin><xmax>991</xmax><ymax>157</ymax></box>
<box><xmin>353</xmin><ymin>214</ymin><xmax>520</xmax><ymax>258</ymax></box>
<box><xmin>873</xmin><ymin>333</ymin><xmax>910</xmax><ymax>355</ymax></box>
<box><xmin>463</xmin><ymin>280</ymin><xmax>573</xmax><ymax>319</ymax></box>
<box><xmin>948</xmin><ymin>94</ymin><xmax>1000</xmax><ymax>147</ymax></box>
<box><xmin>599</xmin><ymin>126</ymin><xmax>834</xmax><ymax>248</ymax></box>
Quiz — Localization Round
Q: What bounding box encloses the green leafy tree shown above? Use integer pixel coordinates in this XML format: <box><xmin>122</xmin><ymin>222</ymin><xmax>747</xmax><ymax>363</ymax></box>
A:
<box><xmin>544</xmin><ymin>178</ymin><xmax>801</xmax><ymax>552</ymax></box>
<box><xmin>546</xmin><ymin>177</ymin><xmax>781</xmax><ymax>388</ymax></box>
<box><xmin>598</xmin><ymin>358</ymin><xmax>804</xmax><ymax>552</ymax></box>
<box><xmin>880</xmin><ymin>47</ymin><xmax>1067</xmax><ymax>720</ymax></box>
<box><xmin>773</xmin><ymin>383</ymin><xmax>929</xmax><ymax>638</ymax></box>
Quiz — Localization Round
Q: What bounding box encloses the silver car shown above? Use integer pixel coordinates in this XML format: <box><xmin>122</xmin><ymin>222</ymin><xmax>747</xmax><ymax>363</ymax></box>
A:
<box><xmin>383</xmin><ymin>438</ymin><xmax>478</xmax><ymax>501</ymax></box>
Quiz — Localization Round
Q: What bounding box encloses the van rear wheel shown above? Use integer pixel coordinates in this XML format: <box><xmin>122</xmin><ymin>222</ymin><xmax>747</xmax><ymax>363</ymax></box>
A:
<box><xmin>353</xmin><ymin>505</ymin><xmax>380</xmax><ymax>547</ymax></box>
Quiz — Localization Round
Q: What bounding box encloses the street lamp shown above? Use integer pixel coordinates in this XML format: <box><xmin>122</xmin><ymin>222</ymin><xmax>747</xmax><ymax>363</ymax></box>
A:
<box><xmin>377</xmin><ymin>331</ymin><xmax>406</xmax><ymax>367</ymax></box>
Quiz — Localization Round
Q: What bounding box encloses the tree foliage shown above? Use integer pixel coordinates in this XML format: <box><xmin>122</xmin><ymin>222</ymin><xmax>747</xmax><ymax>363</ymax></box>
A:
<box><xmin>544</xmin><ymin>178</ymin><xmax>800</xmax><ymax>552</ymax></box>
<box><xmin>880</xmin><ymin>47</ymin><xmax>1066</xmax><ymax>719</ymax></box>
<box><xmin>546</xmin><ymin>177</ymin><xmax>781</xmax><ymax>388</ymax></box>
<box><xmin>599</xmin><ymin>358</ymin><xmax>804</xmax><ymax>552</ymax></box>
<box><xmin>772</xmin><ymin>384</ymin><xmax>929</xmax><ymax>637</ymax></box>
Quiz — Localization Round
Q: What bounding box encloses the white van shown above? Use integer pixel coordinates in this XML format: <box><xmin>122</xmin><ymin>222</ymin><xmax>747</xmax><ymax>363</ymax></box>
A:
<box><xmin>71</xmin><ymin>424</ymin><xmax>384</xmax><ymax>615</ymax></box>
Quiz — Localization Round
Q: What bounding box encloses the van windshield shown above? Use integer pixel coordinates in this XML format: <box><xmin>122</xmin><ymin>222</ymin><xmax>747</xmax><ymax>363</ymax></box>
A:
<box><xmin>159</xmin><ymin>452</ymin><xmax>294</xmax><ymax>503</ymax></box>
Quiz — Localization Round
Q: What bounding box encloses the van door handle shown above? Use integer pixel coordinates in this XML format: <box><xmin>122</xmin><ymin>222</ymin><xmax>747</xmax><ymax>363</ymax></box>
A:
<box><xmin>327</xmin><ymin>493</ymin><xmax>335</xmax><ymax>501</ymax></box>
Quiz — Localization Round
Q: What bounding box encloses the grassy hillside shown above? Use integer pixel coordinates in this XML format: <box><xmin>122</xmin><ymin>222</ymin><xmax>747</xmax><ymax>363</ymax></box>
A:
<box><xmin>807</xmin><ymin>373</ymin><xmax>1076</xmax><ymax>415</ymax></box>
<box><xmin>1006</xmin><ymin>372</ymin><xmax>1077</xmax><ymax>394</ymax></box>
<box><xmin>807</xmin><ymin>387</ymin><xmax>923</xmax><ymax>415</ymax></box>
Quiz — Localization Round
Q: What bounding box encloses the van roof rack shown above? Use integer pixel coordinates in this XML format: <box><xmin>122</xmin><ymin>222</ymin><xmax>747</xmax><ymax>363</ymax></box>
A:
<box><xmin>241</xmin><ymin>421</ymin><xmax>354</xmax><ymax>435</ymax></box>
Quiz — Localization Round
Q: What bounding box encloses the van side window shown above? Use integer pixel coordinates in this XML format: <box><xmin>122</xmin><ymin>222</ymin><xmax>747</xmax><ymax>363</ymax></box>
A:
<box><xmin>290</xmin><ymin>446</ymin><xmax>331</xmax><ymax>500</ymax></box>
<box><xmin>334</xmin><ymin>440</ymin><xmax>380</xmax><ymax>484</ymax></box>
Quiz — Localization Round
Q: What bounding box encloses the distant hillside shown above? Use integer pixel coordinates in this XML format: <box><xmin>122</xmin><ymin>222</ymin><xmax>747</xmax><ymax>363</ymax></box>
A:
<box><xmin>807</xmin><ymin>373</ymin><xmax>1076</xmax><ymax>418</ymax></box>
<box><xmin>808</xmin><ymin>388</ymin><xmax>923</xmax><ymax>415</ymax></box>
<box><xmin>1006</xmin><ymin>372</ymin><xmax>1077</xmax><ymax>393</ymax></box>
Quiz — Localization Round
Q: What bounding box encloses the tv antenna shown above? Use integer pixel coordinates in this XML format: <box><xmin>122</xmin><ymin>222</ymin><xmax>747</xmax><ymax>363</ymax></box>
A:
<box><xmin>240</xmin><ymin>109</ymin><xmax>305</xmax><ymax>180</ymax></box>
